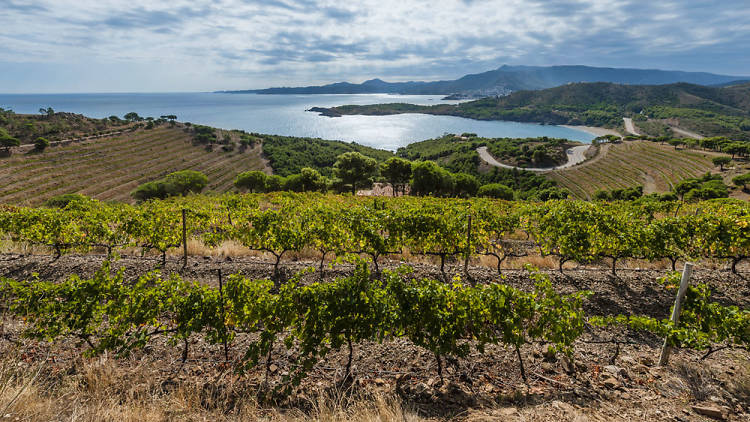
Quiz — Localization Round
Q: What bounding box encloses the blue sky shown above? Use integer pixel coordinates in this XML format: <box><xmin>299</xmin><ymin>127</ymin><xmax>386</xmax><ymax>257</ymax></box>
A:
<box><xmin>1</xmin><ymin>0</ymin><xmax>749</xmax><ymax>93</ymax></box>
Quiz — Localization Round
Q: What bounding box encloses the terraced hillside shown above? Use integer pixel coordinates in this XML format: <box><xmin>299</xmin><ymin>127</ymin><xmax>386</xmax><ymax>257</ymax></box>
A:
<box><xmin>548</xmin><ymin>141</ymin><xmax>717</xmax><ymax>199</ymax></box>
<box><xmin>0</xmin><ymin>127</ymin><xmax>268</xmax><ymax>206</ymax></box>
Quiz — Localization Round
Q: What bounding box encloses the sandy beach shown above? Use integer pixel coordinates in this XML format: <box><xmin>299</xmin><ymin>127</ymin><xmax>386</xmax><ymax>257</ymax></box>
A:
<box><xmin>562</xmin><ymin>124</ymin><xmax>622</xmax><ymax>138</ymax></box>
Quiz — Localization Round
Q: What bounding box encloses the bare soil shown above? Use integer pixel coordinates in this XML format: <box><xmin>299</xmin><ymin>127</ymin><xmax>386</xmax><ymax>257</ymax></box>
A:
<box><xmin>1</xmin><ymin>253</ymin><xmax>749</xmax><ymax>421</ymax></box>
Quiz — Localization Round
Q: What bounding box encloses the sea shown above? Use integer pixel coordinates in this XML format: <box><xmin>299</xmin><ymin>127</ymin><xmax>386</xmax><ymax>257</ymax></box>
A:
<box><xmin>0</xmin><ymin>92</ymin><xmax>594</xmax><ymax>151</ymax></box>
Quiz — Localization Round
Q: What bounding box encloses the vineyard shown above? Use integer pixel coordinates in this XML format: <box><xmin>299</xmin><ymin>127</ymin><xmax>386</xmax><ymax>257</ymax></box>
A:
<box><xmin>1</xmin><ymin>193</ymin><xmax>749</xmax><ymax>420</ymax></box>
<box><xmin>0</xmin><ymin>127</ymin><xmax>268</xmax><ymax>206</ymax></box>
<box><xmin>548</xmin><ymin>141</ymin><xmax>717</xmax><ymax>199</ymax></box>
<box><xmin>1</xmin><ymin>193</ymin><xmax>749</xmax><ymax>274</ymax></box>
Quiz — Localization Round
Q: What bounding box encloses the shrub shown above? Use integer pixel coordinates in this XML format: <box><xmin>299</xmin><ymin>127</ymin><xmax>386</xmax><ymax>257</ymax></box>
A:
<box><xmin>34</xmin><ymin>137</ymin><xmax>50</xmax><ymax>151</ymax></box>
<box><xmin>132</xmin><ymin>170</ymin><xmax>208</xmax><ymax>202</ymax></box>
<box><xmin>410</xmin><ymin>161</ymin><xmax>454</xmax><ymax>196</ymax></box>
<box><xmin>132</xmin><ymin>181</ymin><xmax>168</xmax><ymax>202</ymax></box>
<box><xmin>452</xmin><ymin>173</ymin><xmax>480</xmax><ymax>197</ymax></box>
<box><xmin>234</xmin><ymin>171</ymin><xmax>267</xmax><ymax>192</ymax></box>
<box><xmin>162</xmin><ymin>170</ymin><xmax>208</xmax><ymax>196</ymax></box>
<box><xmin>265</xmin><ymin>175</ymin><xmax>285</xmax><ymax>192</ymax></box>
<box><xmin>733</xmin><ymin>173</ymin><xmax>750</xmax><ymax>189</ymax></box>
<box><xmin>477</xmin><ymin>183</ymin><xmax>514</xmax><ymax>200</ymax></box>
<box><xmin>43</xmin><ymin>193</ymin><xmax>89</xmax><ymax>208</ymax></box>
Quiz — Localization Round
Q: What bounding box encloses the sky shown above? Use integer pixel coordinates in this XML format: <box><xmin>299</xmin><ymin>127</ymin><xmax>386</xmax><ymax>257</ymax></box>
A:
<box><xmin>1</xmin><ymin>0</ymin><xmax>749</xmax><ymax>93</ymax></box>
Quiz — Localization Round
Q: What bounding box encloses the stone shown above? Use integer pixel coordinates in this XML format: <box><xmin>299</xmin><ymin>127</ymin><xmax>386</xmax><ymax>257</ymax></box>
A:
<box><xmin>603</xmin><ymin>365</ymin><xmax>625</xmax><ymax>377</ymax></box>
<box><xmin>492</xmin><ymin>407</ymin><xmax>519</xmax><ymax>417</ymax></box>
<box><xmin>560</xmin><ymin>356</ymin><xmax>575</xmax><ymax>374</ymax></box>
<box><xmin>602</xmin><ymin>376</ymin><xmax>619</xmax><ymax>389</ymax></box>
<box><xmin>691</xmin><ymin>405</ymin><xmax>726</xmax><ymax>420</ymax></box>
<box><xmin>631</xmin><ymin>364</ymin><xmax>649</xmax><ymax>375</ymax></box>
<box><xmin>268</xmin><ymin>364</ymin><xmax>278</xmax><ymax>374</ymax></box>
<box><xmin>638</xmin><ymin>356</ymin><xmax>655</xmax><ymax>366</ymax></box>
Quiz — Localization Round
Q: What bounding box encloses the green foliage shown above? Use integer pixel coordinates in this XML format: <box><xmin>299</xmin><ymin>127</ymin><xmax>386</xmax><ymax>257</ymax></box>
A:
<box><xmin>712</xmin><ymin>156</ymin><xmax>731</xmax><ymax>170</ymax></box>
<box><xmin>380</xmin><ymin>157</ymin><xmax>412</xmax><ymax>196</ymax></box>
<box><xmin>132</xmin><ymin>170</ymin><xmax>208</xmax><ymax>201</ymax></box>
<box><xmin>675</xmin><ymin>173</ymin><xmax>729</xmax><ymax>201</ymax></box>
<box><xmin>261</xmin><ymin>134</ymin><xmax>393</xmax><ymax>177</ymax></box>
<box><xmin>410</xmin><ymin>161</ymin><xmax>455</xmax><ymax>196</ymax></box>
<box><xmin>477</xmin><ymin>183</ymin><xmax>514</xmax><ymax>200</ymax></box>
<box><xmin>34</xmin><ymin>137</ymin><xmax>50</xmax><ymax>151</ymax></box>
<box><xmin>234</xmin><ymin>171</ymin><xmax>267</xmax><ymax>193</ymax></box>
<box><xmin>333</xmin><ymin>152</ymin><xmax>379</xmax><ymax>195</ymax></box>
<box><xmin>43</xmin><ymin>193</ymin><xmax>90</xmax><ymax>209</ymax></box>
<box><xmin>733</xmin><ymin>173</ymin><xmax>750</xmax><ymax>189</ymax></box>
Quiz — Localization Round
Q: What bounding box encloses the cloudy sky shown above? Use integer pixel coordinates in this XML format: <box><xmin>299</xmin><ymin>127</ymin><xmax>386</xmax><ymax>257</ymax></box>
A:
<box><xmin>1</xmin><ymin>0</ymin><xmax>749</xmax><ymax>93</ymax></box>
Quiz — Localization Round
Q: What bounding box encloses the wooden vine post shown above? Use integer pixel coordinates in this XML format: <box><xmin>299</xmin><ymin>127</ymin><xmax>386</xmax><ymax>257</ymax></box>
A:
<box><xmin>464</xmin><ymin>214</ymin><xmax>473</xmax><ymax>279</ymax></box>
<box><xmin>217</xmin><ymin>268</ymin><xmax>229</xmax><ymax>361</ymax></box>
<box><xmin>658</xmin><ymin>262</ymin><xmax>694</xmax><ymax>366</ymax></box>
<box><xmin>182</xmin><ymin>209</ymin><xmax>188</xmax><ymax>269</ymax></box>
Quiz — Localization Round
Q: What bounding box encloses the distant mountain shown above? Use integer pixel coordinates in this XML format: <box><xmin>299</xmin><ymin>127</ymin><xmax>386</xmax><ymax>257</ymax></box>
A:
<box><xmin>220</xmin><ymin>65</ymin><xmax>748</xmax><ymax>97</ymax></box>
<box><xmin>312</xmin><ymin>81</ymin><xmax>750</xmax><ymax>139</ymax></box>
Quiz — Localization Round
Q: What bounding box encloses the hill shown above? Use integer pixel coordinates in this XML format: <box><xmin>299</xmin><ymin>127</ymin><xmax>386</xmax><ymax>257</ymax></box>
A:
<box><xmin>314</xmin><ymin>82</ymin><xmax>750</xmax><ymax>139</ymax></box>
<box><xmin>0</xmin><ymin>126</ymin><xmax>268</xmax><ymax>206</ymax></box>
<box><xmin>223</xmin><ymin>65</ymin><xmax>748</xmax><ymax>97</ymax></box>
<box><xmin>548</xmin><ymin>141</ymin><xmax>719</xmax><ymax>199</ymax></box>
<box><xmin>0</xmin><ymin>108</ymin><xmax>134</xmax><ymax>145</ymax></box>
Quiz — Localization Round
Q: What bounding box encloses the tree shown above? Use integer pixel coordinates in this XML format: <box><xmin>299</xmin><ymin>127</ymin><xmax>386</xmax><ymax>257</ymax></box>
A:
<box><xmin>162</xmin><ymin>170</ymin><xmax>208</xmax><ymax>196</ymax></box>
<box><xmin>264</xmin><ymin>175</ymin><xmax>285</xmax><ymax>192</ymax></box>
<box><xmin>452</xmin><ymin>173</ymin><xmax>480</xmax><ymax>197</ymax></box>
<box><xmin>724</xmin><ymin>143</ymin><xmax>746</xmax><ymax>159</ymax></box>
<box><xmin>0</xmin><ymin>128</ymin><xmax>20</xmax><ymax>153</ymax></box>
<box><xmin>333</xmin><ymin>152</ymin><xmax>378</xmax><ymax>195</ymax></box>
<box><xmin>675</xmin><ymin>179</ymin><xmax>700</xmax><ymax>200</ymax></box>
<box><xmin>124</xmin><ymin>112</ymin><xmax>142</xmax><ymax>122</ymax></box>
<box><xmin>132</xmin><ymin>181</ymin><xmax>168</xmax><ymax>202</ymax></box>
<box><xmin>733</xmin><ymin>173</ymin><xmax>750</xmax><ymax>190</ymax></box>
<box><xmin>234</xmin><ymin>171</ymin><xmax>267</xmax><ymax>192</ymax></box>
<box><xmin>380</xmin><ymin>157</ymin><xmax>412</xmax><ymax>196</ymax></box>
<box><xmin>478</xmin><ymin>183</ymin><xmax>514</xmax><ymax>199</ymax></box>
<box><xmin>410</xmin><ymin>161</ymin><xmax>454</xmax><ymax>196</ymax></box>
<box><xmin>299</xmin><ymin>167</ymin><xmax>327</xmax><ymax>192</ymax></box>
<box><xmin>712</xmin><ymin>156</ymin><xmax>731</xmax><ymax>171</ymax></box>
<box><xmin>34</xmin><ymin>137</ymin><xmax>50</xmax><ymax>151</ymax></box>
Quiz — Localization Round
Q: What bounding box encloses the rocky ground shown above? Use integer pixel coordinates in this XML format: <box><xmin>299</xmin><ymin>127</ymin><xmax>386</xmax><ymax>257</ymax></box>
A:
<box><xmin>1</xmin><ymin>253</ymin><xmax>749</xmax><ymax>421</ymax></box>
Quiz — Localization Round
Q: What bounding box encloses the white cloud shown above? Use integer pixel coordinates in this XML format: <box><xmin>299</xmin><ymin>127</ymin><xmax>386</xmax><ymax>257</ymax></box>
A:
<box><xmin>0</xmin><ymin>0</ymin><xmax>748</xmax><ymax>92</ymax></box>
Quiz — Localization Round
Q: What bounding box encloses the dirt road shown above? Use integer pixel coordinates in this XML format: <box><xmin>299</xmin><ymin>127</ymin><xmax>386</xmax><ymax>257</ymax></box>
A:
<box><xmin>477</xmin><ymin>145</ymin><xmax>591</xmax><ymax>172</ymax></box>
<box><xmin>623</xmin><ymin>117</ymin><xmax>640</xmax><ymax>135</ymax></box>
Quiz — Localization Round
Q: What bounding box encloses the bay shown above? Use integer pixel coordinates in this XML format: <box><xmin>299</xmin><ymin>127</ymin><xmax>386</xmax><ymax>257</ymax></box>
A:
<box><xmin>0</xmin><ymin>92</ymin><xmax>594</xmax><ymax>151</ymax></box>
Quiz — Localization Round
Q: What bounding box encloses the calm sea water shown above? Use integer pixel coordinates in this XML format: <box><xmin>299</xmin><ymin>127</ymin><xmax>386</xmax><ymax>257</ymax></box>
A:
<box><xmin>0</xmin><ymin>93</ymin><xmax>593</xmax><ymax>150</ymax></box>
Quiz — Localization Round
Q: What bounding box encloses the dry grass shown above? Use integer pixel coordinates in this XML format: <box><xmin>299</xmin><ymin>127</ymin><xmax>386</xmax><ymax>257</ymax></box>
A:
<box><xmin>0</xmin><ymin>127</ymin><xmax>268</xmax><ymax>206</ymax></box>
<box><xmin>0</xmin><ymin>353</ymin><xmax>423</xmax><ymax>422</ymax></box>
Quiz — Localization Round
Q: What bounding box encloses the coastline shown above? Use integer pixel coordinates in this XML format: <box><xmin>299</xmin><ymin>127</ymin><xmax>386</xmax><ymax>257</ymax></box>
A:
<box><xmin>561</xmin><ymin>125</ymin><xmax>622</xmax><ymax>138</ymax></box>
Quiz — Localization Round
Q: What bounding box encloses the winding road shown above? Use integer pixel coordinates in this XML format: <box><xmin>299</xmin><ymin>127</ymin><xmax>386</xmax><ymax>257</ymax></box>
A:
<box><xmin>477</xmin><ymin>145</ymin><xmax>591</xmax><ymax>172</ymax></box>
<box><xmin>623</xmin><ymin>117</ymin><xmax>640</xmax><ymax>136</ymax></box>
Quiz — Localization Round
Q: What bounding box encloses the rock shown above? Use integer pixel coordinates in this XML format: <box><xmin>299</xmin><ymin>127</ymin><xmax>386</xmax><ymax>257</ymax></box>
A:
<box><xmin>551</xmin><ymin>400</ymin><xmax>575</xmax><ymax>413</ymax></box>
<box><xmin>692</xmin><ymin>405</ymin><xmax>726</xmax><ymax>420</ymax></box>
<box><xmin>602</xmin><ymin>376</ymin><xmax>619</xmax><ymax>389</ymax></box>
<box><xmin>603</xmin><ymin>365</ymin><xmax>625</xmax><ymax>377</ymax></box>
<box><xmin>632</xmin><ymin>364</ymin><xmax>649</xmax><ymax>375</ymax></box>
<box><xmin>439</xmin><ymin>382</ymin><xmax>475</xmax><ymax>406</ymax></box>
<box><xmin>541</xmin><ymin>361</ymin><xmax>556</xmax><ymax>373</ymax></box>
<box><xmin>268</xmin><ymin>364</ymin><xmax>278</xmax><ymax>374</ymax></box>
<box><xmin>639</xmin><ymin>356</ymin><xmax>655</xmax><ymax>366</ymax></box>
<box><xmin>560</xmin><ymin>356</ymin><xmax>574</xmax><ymax>374</ymax></box>
<box><xmin>492</xmin><ymin>407</ymin><xmax>519</xmax><ymax>417</ymax></box>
